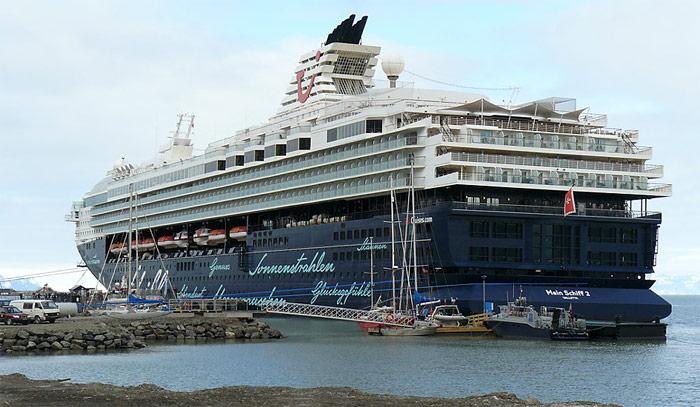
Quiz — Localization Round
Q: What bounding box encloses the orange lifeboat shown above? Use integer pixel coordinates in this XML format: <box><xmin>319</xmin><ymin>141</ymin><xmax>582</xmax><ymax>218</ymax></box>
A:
<box><xmin>137</xmin><ymin>238</ymin><xmax>155</xmax><ymax>251</ymax></box>
<box><xmin>157</xmin><ymin>235</ymin><xmax>178</xmax><ymax>249</ymax></box>
<box><xmin>109</xmin><ymin>242</ymin><xmax>126</xmax><ymax>255</ymax></box>
<box><xmin>207</xmin><ymin>228</ymin><xmax>226</xmax><ymax>246</ymax></box>
<box><xmin>229</xmin><ymin>226</ymin><xmax>247</xmax><ymax>241</ymax></box>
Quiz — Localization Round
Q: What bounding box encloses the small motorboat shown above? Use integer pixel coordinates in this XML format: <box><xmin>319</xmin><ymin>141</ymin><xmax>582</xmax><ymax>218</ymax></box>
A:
<box><xmin>193</xmin><ymin>228</ymin><xmax>210</xmax><ymax>246</ymax></box>
<box><xmin>157</xmin><ymin>235</ymin><xmax>178</xmax><ymax>249</ymax></box>
<box><xmin>207</xmin><ymin>228</ymin><xmax>226</xmax><ymax>246</ymax></box>
<box><xmin>229</xmin><ymin>225</ymin><xmax>247</xmax><ymax>241</ymax></box>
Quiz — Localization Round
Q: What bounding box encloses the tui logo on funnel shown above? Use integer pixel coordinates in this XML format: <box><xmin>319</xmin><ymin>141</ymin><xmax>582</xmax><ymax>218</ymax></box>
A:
<box><xmin>295</xmin><ymin>50</ymin><xmax>321</xmax><ymax>103</ymax></box>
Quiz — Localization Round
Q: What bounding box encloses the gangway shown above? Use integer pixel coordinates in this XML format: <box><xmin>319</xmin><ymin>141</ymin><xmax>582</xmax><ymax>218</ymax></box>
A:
<box><xmin>263</xmin><ymin>302</ymin><xmax>416</xmax><ymax>327</ymax></box>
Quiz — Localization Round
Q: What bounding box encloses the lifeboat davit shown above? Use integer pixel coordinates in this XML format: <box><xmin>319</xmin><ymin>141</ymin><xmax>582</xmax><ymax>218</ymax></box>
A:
<box><xmin>207</xmin><ymin>229</ymin><xmax>226</xmax><ymax>246</ymax></box>
<box><xmin>174</xmin><ymin>230</ymin><xmax>189</xmax><ymax>248</ymax></box>
<box><xmin>229</xmin><ymin>226</ymin><xmax>247</xmax><ymax>241</ymax></box>
<box><xmin>193</xmin><ymin>228</ymin><xmax>210</xmax><ymax>246</ymax></box>
<box><xmin>157</xmin><ymin>235</ymin><xmax>178</xmax><ymax>249</ymax></box>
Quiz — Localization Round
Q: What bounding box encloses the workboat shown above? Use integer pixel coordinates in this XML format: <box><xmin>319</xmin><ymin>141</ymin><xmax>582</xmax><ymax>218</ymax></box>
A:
<box><xmin>486</xmin><ymin>296</ymin><xmax>588</xmax><ymax>340</ymax></box>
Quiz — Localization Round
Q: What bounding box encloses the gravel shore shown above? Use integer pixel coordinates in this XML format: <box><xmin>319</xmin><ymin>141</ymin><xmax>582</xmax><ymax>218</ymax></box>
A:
<box><xmin>0</xmin><ymin>374</ymin><xmax>619</xmax><ymax>407</ymax></box>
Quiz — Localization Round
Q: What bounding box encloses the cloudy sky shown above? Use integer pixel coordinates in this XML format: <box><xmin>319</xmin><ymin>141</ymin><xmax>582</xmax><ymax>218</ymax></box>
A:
<box><xmin>1</xmin><ymin>0</ymin><xmax>698</xmax><ymax>294</ymax></box>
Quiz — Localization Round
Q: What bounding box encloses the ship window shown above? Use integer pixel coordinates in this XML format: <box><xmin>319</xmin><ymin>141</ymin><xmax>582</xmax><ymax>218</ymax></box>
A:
<box><xmin>469</xmin><ymin>247</ymin><xmax>489</xmax><ymax>262</ymax></box>
<box><xmin>588</xmin><ymin>251</ymin><xmax>616</xmax><ymax>266</ymax></box>
<box><xmin>340</xmin><ymin>252</ymin><xmax>345</xmax><ymax>261</ymax></box>
<box><xmin>333</xmin><ymin>252</ymin><xmax>338</xmax><ymax>261</ymax></box>
<box><xmin>619</xmin><ymin>252</ymin><xmax>638</xmax><ymax>266</ymax></box>
<box><xmin>340</xmin><ymin>231</ymin><xmax>346</xmax><ymax>240</ymax></box>
<box><xmin>334</xmin><ymin>232</ymin><xmax>339</xmax><ymax>240</ymax></box>
<box><xmin>384</xmin><ymin>227</ymin><xmax>390</xmax><ymax>237</ymax></box>
<box><xmin>589</xmin><ymin>226</ymin><xmax>616</xmax><ymax>243</ymax></box>
<box><xmin>366</xmin><ymin>119</ymin><xmax>382</xmax><ymax>133</ymax></box>
<box><xmin>361</xmin><ymin>229</ymin><xmax>367</xmax><ymax>238</ymax></box>
<box><xmin>492</xmin><ymin>247</ymin><xmax>523</xmax><ymax>263</ymax></box>
<box><xmin>620</xmin><ymin>227</ymin><xmax>638</xmax><ymax>244</ymax></box>
<box><xmin>354</xmin><ymin>230</ymin><xmax>360</xmax><ymax>239</ymax></box>
<box><xmin>470</xmin><ymin>221</ymin><xmax>489</xmax><ymax>238</ymax></box>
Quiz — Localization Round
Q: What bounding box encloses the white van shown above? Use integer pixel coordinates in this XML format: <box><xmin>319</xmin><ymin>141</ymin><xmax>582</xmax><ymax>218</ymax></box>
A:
<box><xmin>10</xmin><ymin>300</ymin><xmax>61</xmax><ymax>323</ymax></box>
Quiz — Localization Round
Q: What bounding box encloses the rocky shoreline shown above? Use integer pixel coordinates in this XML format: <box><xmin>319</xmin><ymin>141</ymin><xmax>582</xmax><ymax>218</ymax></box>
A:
<box><xmin>0</xmin><ymin>374</ymin><xmax>620</xmax><ymax>406</ymax></box>
<box><xmin>0</xmin><ymin>315</ymin><xmax>282</xmax><ymax>355</ymax></box>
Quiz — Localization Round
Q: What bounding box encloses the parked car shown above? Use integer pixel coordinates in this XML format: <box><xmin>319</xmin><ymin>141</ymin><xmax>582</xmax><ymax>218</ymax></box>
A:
<box><xmin>10</xmin><ymin>300</ymin><xmax>61</xmax><ymax>324</ymax></box>
<box><xmin>0</xmin><ymin>306</ymin><xmax>29</xmax><ymax>325</ymax></box>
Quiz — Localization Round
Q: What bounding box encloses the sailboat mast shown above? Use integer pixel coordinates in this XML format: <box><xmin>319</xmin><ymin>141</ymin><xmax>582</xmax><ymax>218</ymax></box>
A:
<box><xmin>134</xmin><ymin>191</ymin><xmax>139</xmax><ymax>295</ymax></box>
<box><xmin>390</xmin><ymin>176</ymin><xmax>397</xmax><ymax>311</ymax></box>
<box><xmin>410</xmin><ymin>156</ymin><xmax>419</xmax><ymax>315</ymax></box>
<box><xmin>127</xmin><ymin>183</ymin><xmax>133</xmax><ymax>303</ymax></box>
<box><xmin>369</xmin><ymin>236</ymin><xmax>374</xmax><ymax>308</ymax></box>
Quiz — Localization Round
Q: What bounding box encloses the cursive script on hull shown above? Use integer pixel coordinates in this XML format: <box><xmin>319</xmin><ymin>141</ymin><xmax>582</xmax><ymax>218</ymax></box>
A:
<box><xmin>310</xmin><ymin>280</ymin><xmax>371</xmax><ymax>305</ymax></box>
<box><xmin>249</xmin><ymin>252</ymin><xmax>335</xmax><ymax>276</ymax></box>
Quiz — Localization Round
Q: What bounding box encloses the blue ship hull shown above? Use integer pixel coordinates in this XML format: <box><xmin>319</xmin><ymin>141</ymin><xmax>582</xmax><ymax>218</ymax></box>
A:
<box><xmin>78</xmin><ymin>203</ymin><xmax>672</xmax><ymax>322</ymax></box>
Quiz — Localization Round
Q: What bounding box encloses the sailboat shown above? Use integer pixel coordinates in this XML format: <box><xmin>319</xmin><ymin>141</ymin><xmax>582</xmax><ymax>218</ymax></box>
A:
<box><xmin>363</xmin><ymin>166</ymin><xmax>438</xmax><ymax>336</ymax></box>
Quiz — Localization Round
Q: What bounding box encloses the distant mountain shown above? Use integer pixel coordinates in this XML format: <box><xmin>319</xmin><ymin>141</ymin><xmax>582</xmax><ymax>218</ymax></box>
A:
<box><xmin>0</xmin><ymin>275</ymin><xmax>41</xmax><ymax>291</ymax></box>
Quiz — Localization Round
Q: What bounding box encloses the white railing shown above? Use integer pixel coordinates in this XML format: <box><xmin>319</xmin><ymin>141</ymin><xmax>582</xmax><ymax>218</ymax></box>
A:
<box><xmin>263</xmin><ymin>302</ymin><xmax>415</xmax><ymax>327</ymax></box>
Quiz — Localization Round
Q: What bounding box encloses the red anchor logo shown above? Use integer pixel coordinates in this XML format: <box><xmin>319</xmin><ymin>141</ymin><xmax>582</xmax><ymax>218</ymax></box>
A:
<box><xmin>296</xmin><ymin>50</ymin><xmax>321</xmax><ymax>103</ymax></box>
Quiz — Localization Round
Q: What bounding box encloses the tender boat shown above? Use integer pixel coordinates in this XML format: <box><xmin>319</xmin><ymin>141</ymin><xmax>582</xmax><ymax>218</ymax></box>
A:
<box><xmin>207</xmin><ymin>228</ymin><xmax>226</xmax><ymax>246</ymax></box>
<box><xmin>157</xmin><ymin>234</ymin><xmax>178</xmax><ymax>249</ymax></box>
<box><xmin>229</xmin><ymin>225</ymin><xmax>247</xmax><ymax>241</ymax></box>
<box><xmin>173</xmin><ymin>230</ymin><xmax>188</xmax><ymax>248</ymax></box>
<box><xmin>137</xmin><ymin>238</ymin><xmax>155</xmax><ymax>251</ymax></box>
<box><xmin>193</xmin><ymin>228</ymin><xmax>210</xmax><ymax>246</ymax></box>
<box><xmin>109</xmin><ymin>242</ymin><xmax>127</xmax><ymax>255</ymax></box>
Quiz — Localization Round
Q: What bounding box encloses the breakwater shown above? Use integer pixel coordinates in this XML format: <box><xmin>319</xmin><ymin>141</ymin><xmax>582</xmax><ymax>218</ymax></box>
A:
<box><xmin>0</xmin><ymin>315</ymin><xmax>282</xmax><ymax>355</ymax></box>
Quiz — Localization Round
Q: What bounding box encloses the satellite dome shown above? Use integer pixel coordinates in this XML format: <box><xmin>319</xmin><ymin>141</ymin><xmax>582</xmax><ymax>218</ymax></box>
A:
<box><xmin>381</xmin><ymin>54</ymin><xmax>405</xmax><ymax>78</ymax></box>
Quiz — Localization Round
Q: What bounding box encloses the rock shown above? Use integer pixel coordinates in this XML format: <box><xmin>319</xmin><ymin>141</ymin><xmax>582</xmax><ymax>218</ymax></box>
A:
<box><xmin>250</xmin><ymin>332</ymin><xmax>261</xmax><ymax>340</ymax></box>
<box><xmin>94</xmin><ymin>335</ymin><xmax>106</xmax><ymax>342</ymax></box>
<box><xmin>70</xmin><ymin>344</ymin><xmax>83</xmax><ymax>351</ymax></box>
<box><xmin>50</xmin><ymin>341</ymin><xmax>63</xmax><ymax>350</ymax></box>
<box><xmin>16</xmin><ymin>330</ymin><xmax>30</xmax><ymax>340</ymax></box>
<box><xmin>37</xmin><ymin>342</ymin><xmax>51</xmax><ymax>350</ymax></box>
<box><xmin>26</xmin><ymin>341</ymin><xmax>36</xmax><ymax>350</ymax></box>
<box><xmin>12</xmin><ymin>346</ymin><xmax>26</xmax><ymax>352</ymax></box>
<box><xmin>60</xmin><ymin>341</ymin><xmax>71</xmax><ymax>348</ymax></box>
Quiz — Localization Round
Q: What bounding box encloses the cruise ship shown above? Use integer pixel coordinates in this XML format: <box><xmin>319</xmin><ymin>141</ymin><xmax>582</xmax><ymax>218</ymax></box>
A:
<box><xmin>67</xmin><ymin>15</ymin><xmax>672</xmax><ymax>322</ymax></box>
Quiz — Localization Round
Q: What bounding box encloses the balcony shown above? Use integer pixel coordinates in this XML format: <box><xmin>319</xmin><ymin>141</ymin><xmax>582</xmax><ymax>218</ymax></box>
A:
<box><xmin>449</xmin><ymin>201</ymin><xmax>661</xmax><ymax>219</ymax></box>
<box><xmin>442</xmin><ymin>170</ymin><xmax>671</xmax><ymax>196</ymax></box>
<box><xmin>447</xmin><ymin>152</ymin><xmax>663</xmax><ymax>177</ymax></box>
<box><xmin>444</xmin><ymin>130</ymin><xmax>652</xmax><ymax>159</ymax></box>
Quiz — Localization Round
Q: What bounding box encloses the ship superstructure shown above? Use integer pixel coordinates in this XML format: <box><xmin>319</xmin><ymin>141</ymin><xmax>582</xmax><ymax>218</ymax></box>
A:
<box><xmin>68</xmin><ymin>15</ymin><xmax>672</xmax><ymax>322</ymax></box>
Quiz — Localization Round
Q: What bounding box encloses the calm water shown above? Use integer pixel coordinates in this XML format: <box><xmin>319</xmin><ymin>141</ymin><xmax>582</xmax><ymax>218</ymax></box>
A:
<box><xmin>0</xmin><ymin>295</ymin><xmax>698</xmax><ymax>406</ymax></box>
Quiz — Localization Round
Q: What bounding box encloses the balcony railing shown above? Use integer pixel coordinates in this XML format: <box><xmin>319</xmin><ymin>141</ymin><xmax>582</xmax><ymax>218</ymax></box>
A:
<box><xmin>450</xmin><ymin>170</ymin><xmax>670</xmax><ymax>194</ymax></box>
<box><xmin>449</xmin><ymin>201</ymin><xmax>660</xmax><ymax>219</ymax></box>
<box><xmin>430</xmin><ymin>115</ymin><xmax>626</xmax><ymax>137</ymax></box>
<box><xmin>448</xmin><ymin>152</ymin><xmax>663</xmax><ymax>175</ymax></box>
<box><xmin>448</xmin><ymin>131</ymin><xmax>651</xmax><ymax>157</ymax></box>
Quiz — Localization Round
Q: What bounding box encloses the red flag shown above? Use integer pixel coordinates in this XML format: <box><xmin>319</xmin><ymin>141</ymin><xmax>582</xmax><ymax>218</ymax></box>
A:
<box><xmin>564</xmin><ymin>187</ymin><xmax>576</xmax><ymax>216</ymax></box>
